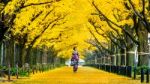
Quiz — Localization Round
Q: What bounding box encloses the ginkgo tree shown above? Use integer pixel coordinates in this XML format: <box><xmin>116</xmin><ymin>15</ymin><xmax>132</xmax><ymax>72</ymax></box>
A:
<box><xmin>0</xmin><ymin>0</ymin><xmax>94</xmax><ymax>68</ymax></box>
<box><xmin>0</xmin><ymin>0</ymin><xmax>67</xmax><ymax>67</ymax></box>
<box><xmin>87</xmin><ymin>0</ymin><xmax>150</xmax><ymax>66</ymax></box>
<box><xmin>11</xmin><ymin>0</ymin><xmax>67</xmax><ymax>67</ymax></box>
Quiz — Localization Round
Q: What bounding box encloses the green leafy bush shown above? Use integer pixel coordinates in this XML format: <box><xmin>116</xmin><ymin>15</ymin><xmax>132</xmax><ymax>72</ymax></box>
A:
<box><xmin>10</xmin><ymin>67</ymin><xmax>17</xmax><ymax>76</ymax></box>
<box><xmin>10</xmin><ymin>67</ymin><xmax>29</xmax><ymax>77</ymax></box>
<box><xmin>133</xmin><ymin>66</ymin><xmax>149</xmax><ymax>75</ymax></box>
<box><xmin>0</xmin><ymin>65</ymin><xmax>7</xmax><ymax>70</ymax></box>
<box><xmin>18</xmin><ymin>69</ymin><xmax>29</xmax><ymax>77</ymax></box>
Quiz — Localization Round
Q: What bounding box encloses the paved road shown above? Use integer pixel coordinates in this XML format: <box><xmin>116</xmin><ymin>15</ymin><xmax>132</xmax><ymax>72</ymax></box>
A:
<box><xmin>10</xmin><ymin>66</ymin><xmax>140</xmax><ymax>84</ymax></box>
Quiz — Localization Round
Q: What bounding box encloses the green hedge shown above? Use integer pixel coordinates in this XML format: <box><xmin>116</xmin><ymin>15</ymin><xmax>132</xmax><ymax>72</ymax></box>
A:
<box><xmin>133</xmin><ymin>66</ymin><xmax>149</xmax><ymax>75</ymax></box>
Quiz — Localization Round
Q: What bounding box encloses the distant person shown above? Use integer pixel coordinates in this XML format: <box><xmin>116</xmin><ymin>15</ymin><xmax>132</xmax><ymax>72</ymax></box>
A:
<box><xmin>71</xmin><ymin>47</ymin><xmax>79</xmax><ymax>72</ymax></box>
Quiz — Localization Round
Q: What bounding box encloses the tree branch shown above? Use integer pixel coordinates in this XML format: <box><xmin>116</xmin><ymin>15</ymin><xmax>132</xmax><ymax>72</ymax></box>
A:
<box><xmin>128</xmin><ymin>0</ymin><xmax>143</xmax><ymax>20</ymax></box>
<box><xmin>21</xmin><ymin>1</ymin><xmax>54</xmax><ymax>9</ymax></box>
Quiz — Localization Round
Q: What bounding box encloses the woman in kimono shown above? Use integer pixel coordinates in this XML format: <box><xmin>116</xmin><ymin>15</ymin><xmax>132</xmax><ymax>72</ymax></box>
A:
<box><xmin>71</xmin><ymin>47</ymin><xmax>79</xmax><ymax>72</ymax></box>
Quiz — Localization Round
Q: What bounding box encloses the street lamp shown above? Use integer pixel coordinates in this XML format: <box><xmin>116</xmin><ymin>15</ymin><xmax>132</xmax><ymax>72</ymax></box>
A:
<box><xmin>134</xmin><ymin>45</ymin><xmax>138</xmax><ymax>67</ymax></box>
<box><xmin>134</xmin><ymin>44</ymin><xmax>138</xmax><ymax>79</ymax></box>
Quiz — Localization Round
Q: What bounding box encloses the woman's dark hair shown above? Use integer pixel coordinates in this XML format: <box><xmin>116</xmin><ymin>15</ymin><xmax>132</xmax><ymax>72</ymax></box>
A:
<box><xmin>73</xmin><ymin>47</ymin><xmax>76</xmax><ymax>50</ymax></box>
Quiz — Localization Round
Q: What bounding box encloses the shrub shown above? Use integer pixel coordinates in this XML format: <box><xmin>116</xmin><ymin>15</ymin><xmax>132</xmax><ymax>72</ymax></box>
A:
<box><xmin>10</xmin><ymin>67</ymin><xmax>17</xmax><ymax>76</ymax></box>
<box><xmin>18</xmin><ymin>69</ymin><xmax>29</xmax><ymax>77</ymax></box>
<box><xmin>133</xmin><ymin>66</ymin><xmax>149</xmax><ymax>75</ymax></box>
<box><xmin>10</xmin><ymin>67</ymin><xmax>29</xmax><ymax>77</ymax></box>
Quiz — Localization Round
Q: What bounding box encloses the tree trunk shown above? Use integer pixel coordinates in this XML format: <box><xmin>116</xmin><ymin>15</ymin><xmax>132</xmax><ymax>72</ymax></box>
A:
<box><xmin>18</xmin><ymin>44</ymin><xmax>26</xmax><ymax>67</ymax></box>
<box><xmin>126</xmin><ymin>46</ymin><xmax>134</xmax><ymax>66</ymax></box>
<box><xmin>120</xmin><ymin>48</ymin><xmax>125</xmax><ymax>66</ymax></box>
<box><xmin>138</xmin><ymin>21</ymin><xmax>148</xmax><ymax>66</ymax></box>
<box><xmin>116</xmin><ymin>47</ymin><xmax>121</xmax><ymax>66</ymax></box>
<box><xmin>111</xmin><ymin>43</ymin><xmax>116</xmax><ymax>65</ymax></box>
<box><xmin>1</xmin><ymin>42</ymin><xmax>4</xmax><ymax>65</ymax></box>
<box><xmin>112</xmin><ymin>55</ymin><xmax>116</xmax><ymax>65</ymax></box>
<box><xmin>25</xmin><ymin>45</ymin><xmax>32</xmax><ymax>64</ymax></box>
<box><xmin>6</xmin><ymin>39</ymin><xmax>15</xmax><ymax>67</ymax></box>
<box><xmin>31</xmin><ymin>48</ymin><xmax>37</xmax><ymax>65</ymax></box>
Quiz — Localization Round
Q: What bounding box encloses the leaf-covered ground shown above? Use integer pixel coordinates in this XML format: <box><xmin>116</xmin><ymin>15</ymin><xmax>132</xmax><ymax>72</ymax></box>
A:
<box><xmin>2</xmin><ymin>66</ymin><xmax>141</xmax><ymax>84</ymax></box>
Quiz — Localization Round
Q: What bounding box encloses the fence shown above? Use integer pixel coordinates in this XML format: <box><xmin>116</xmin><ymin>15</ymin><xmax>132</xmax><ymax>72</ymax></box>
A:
<box><xmin>0</xmin><ymin>63</ymin><xmax>64</xmax><ymax>81</ymax></box>
<box><xmin>87</xmin><ymin>64</ymin><xmax>150</xmax><ymax>83</ymax></box>
<box><xmin>87</xmin><ymin>64</ymin><xmax>132</xmax><ymax>77</ymax></box>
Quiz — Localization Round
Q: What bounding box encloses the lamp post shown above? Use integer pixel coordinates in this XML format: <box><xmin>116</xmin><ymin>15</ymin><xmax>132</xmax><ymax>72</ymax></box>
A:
<box><xmin>134</xmin><ymin>44</ymin><xmax>138</xmax><ymax>79</ymax></box>
<box><xmin>134</xmin><ymin>45</ymin><xmax>138</xmax><ymax>67</ymax></box>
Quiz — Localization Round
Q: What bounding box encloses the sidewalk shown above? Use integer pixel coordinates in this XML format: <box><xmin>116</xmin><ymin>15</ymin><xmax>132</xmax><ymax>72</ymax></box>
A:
<box><xmin>1</xmin><ymin>66</ymin><xmax>141</xmax><ymax>84</ymax></box>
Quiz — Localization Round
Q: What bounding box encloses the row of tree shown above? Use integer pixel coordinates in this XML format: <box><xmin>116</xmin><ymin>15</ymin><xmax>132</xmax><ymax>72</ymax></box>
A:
<box><xmin>85</xmin><ymin>0</ymin><xmax>150</xmax><ymax>67</ymax></box>
<box><xmin>0</xmin><ymin>0</ymin><xmax>66</xmax><ymax>68</ymax></box>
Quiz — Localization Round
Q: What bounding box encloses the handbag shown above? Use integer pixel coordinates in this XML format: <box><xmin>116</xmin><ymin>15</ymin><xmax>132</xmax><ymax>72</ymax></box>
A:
<box><xmin>70</xmin><ymin>60</ymin><xmax>75</xmax><ymax>66</ymax></box>
<box><xmin>70</xmin><ymin>60</ymin><xmax>78</xmax><ymax>66</ymax></box>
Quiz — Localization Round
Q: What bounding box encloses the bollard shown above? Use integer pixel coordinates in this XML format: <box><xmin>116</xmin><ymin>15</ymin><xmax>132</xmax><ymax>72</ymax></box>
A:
<box><xmin>32</xmin><ymin>67</ymin><xmax>35</xmax><ymax>74</ymax></box>
<box><xmin>98</xmin><ymin>64</ymin><xmax>100</xmax><ymax>69</ymax></box>
<box><xmin>124</xmin><ymin>67</ymin><xmax>126</xmax><ymax>76</ymax></box>
<box><xmin>114</xmin><ymin>66</ymin><xmax>116</xmax><ymax>73</ymax></box>
<box><xmin>36</xmin><ymin>66</ymin><xmax>38</xmax><ymax>73</ymax></box>
<box><xmin>109</xmin><ymin>65</ymin><xmax>111</xmax><ymax>72</ymax></box>
<box><xmin>118</xmin><ymin>66</ymin><xmax>120</xmax><ymax>74</ymax></box>
<box><xmin>134</xmin><ymin>67</ymin><xmax>136</xmax><ymax>79</ymax></box>
<box><xmin>39</xmin><ymin>66</ymin><xmax>41</xmax><ymax>72</ymax></box>
<box><xmin>112</xmin><ymin>66</ymin><xmax>115</xmax><ymax>73</ymax></box>
<box><xmin>99</xmin><ymin>64</ymin><xmax>101</xmax><ymax>69</ymax></box>
<box><xmin>42</xmin><ymin>65</ymin><xmax>44</xmax><ymax>72</ymax></box>
<box><xmin>110</xmin><ymin>65</ymin><xmax>112</xmax><ymax>72</ymax></box>
<box><xmin>117</xmin><ymin>66</ymin><xmax>120</xmax><ymax>74</ymax></box>
<box><xmin>28</xmin><ymin>69</ymin><xmax>30</xmax><ymax>76</ymax></box>
<box><xmin>125</xmin><ymin>66</ymin><xmax>126</xmax><ymax>76</ymax></box>
<box><xmin>146</xmin><ymin>69</ymin><xmax>149</xmax><ymax>83</ymax></box>
<box><xmin>16</xmin><ymin>64</ymin><xmax>19</xmax><ymax>79</ymax></box>
<box><xmin>141</xmin><ymin>68</ymin><xmax>144</xmax><ymax>83</ymax></box>
<box><xmin>105</xmin><ymin>65</ymin><xmax>107</xmax><ymax>71</ymax></box>
<box><xmin>106</xmin><ymin>65</ymin><xmax>107</xmax><ymax>71</ymax></box>
<box><xmin>103</xmin><ymin>65</ymin><xmax>104</xmax><ymax>70</ymax></box>
<box><xmin>127</xmin><ymin>66</ymin><xmax>132</xmax><ymax>77</ymax></box>
<box><xmin>104</xmin><ymin>65</ymin><xmax>106</xmax><ymax>71</ymax></box>
<box><xmin>8</xmin><ymin>64</ymin><xmax>11</xmax><ymax>81</ymax></box>
<box><xmin>123</xmin><ymin>67</ymin><xmax>125</xmax><ymax>75</ymax></box>
<box><xmin>113</xmin><ymin>66</ymin><xmax>116</xmax><ymax>73</ymax></box>
<box><xmin>122</xmin><ymin>66</ymin><xmax>124</xmax><ymax>75</ymax></box>
<box><xmin>97</xmin><ymin>64</ymin><xmax>99</xmax><ymax>69</ymax></box>
<box><xmin>115</xmin><ymin>66</ymin><xmax>118</xmax><ymax>73</ymax></box>
<box><xmin>120</xmin><ymin>66</ymin><xmax>123</xmax><ymax>75</ymax></box>
<box><xmin>115</xmin><ymin>66</ymin><xmax>117</xmax><ymax>73</ymax></box>
<box><xmin>121</xmin><ymin>66</ymin><xmax>124</xmax><ymax>75</ymax></box>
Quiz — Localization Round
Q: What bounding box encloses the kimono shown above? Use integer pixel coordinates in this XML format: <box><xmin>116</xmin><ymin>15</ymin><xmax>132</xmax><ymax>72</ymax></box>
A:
<box><xmin>71</xmin><ymin>50</ymin><xmax>79</xmax><ymax>66</ymax></box>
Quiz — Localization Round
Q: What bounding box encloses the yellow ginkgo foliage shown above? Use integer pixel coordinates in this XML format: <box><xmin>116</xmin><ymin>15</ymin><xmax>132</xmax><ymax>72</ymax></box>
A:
<box><xmin>3</xmin><ymin>0</ymin><xmax>145</xmax><ymax>59</ymax></box>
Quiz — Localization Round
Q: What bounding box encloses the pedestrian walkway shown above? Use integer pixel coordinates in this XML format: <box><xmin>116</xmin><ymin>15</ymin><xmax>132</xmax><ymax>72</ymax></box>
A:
<box><xmin>4</xmin><ymin>66</ymin><xmax>141</xmax><ymax>84</ymax></box>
